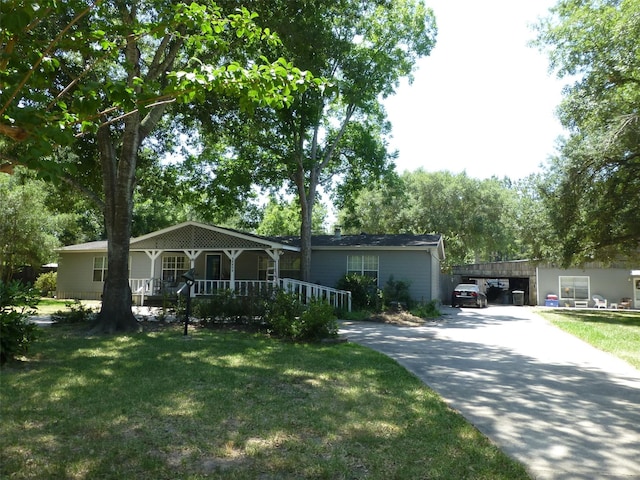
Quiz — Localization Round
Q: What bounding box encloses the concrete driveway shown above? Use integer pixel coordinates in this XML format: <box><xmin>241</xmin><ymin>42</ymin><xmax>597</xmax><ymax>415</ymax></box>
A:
<box><xmin>339</xmin><ymin>306</ymin><xmax>640</xmax><ymax>480</ymax></box>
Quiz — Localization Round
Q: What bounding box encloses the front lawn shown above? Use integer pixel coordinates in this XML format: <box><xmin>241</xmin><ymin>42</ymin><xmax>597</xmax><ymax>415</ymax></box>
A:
<box><xmin>34</xmin><ymin>298</ymin><xmax>101</xmax><ymax>315</ymax></box>
<box><xmin>536</xmin><ymin>309</ymin><xmax>640</xmax><ymax>369</ymax></box>
<box><xmin>1</xmin><ymin>324</ymin><xmax>530</xmax><ymax>480</ymax></box>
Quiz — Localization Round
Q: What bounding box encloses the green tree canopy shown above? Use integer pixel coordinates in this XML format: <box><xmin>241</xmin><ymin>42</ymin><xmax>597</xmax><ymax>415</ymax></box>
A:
<box><xmin>256</xmin><ymin>196</ymin><xmax>327</xmax><ymax>236</ymax></box>
<box><xmin>535</xmin><ymin>0</ymin><xmax>640</xmax><ymax>265</ymax></box>
<box><xmin>188</xmin><ymin>0</ymin><xmax>437</xmax><ymax>281</ymax></box>
<box><xmin>1</xmin><ymin>0</ymin><xmax>318</xmax><ymax>332</ymax></box>
<box><xmin>0</xmin><ymin>173</ymin><xmax>59</xmax><ymax>282</ymax></box>
<box><xmin>339</xmin><ymin>170</ymin><xmax>521</xmax><ymax>268</ymax></box>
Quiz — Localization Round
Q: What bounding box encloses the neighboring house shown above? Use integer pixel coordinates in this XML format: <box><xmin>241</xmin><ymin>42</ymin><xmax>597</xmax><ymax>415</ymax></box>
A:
<box><xmin>537</xmin><ymin>265</ymin><xmax>640</xmax><ymax>309</ymax></box>
<box><xmin>451</xmin><ymin>260</ymin><xmax>640</xmax><ymax>308</ymax></box>
<box><xmin>56</xmin><ymin>221</ymin><xmax>445</xmax><ymax>308</ymax></box>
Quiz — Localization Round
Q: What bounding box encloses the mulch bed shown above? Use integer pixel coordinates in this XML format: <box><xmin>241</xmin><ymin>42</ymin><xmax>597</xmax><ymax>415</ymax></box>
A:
<box><xmin>366</xmin><ymin>311</ymin><xmax>430</xmax><ymax>326</ymax></box>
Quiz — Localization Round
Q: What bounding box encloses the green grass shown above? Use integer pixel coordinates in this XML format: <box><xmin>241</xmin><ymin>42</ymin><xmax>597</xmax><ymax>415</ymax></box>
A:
<box><xmin>536</xmin><ymin>309</ymin><xmax>640</xmax><ymax>369</ymax></box>
<box><xmin>1</xmin><ymin>324</ymin><xmax>530</xmax><ymax>480</ymax></box>
<box><xmin>34</xmin><ymin>298</ymin><xmax>101</xmax><ymax>315</ymax></box>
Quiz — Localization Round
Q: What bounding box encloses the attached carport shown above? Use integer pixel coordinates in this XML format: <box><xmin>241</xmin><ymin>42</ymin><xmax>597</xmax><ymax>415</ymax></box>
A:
<box><xmin>447</xmin><ymin>260</ymin><xmax>537</xmax><ymax>306</ymax></box>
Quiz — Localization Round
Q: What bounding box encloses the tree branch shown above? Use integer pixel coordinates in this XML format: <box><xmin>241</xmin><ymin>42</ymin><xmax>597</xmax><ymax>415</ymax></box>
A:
<box><xmin>320</xmin><ymin>102</ymin><xmax>356</xmax><ymax>170</ymax></box>
<box><xmin>0</xmin><ymin>1</ymin><xmax>99</xmax><ymax>117</ymax></box>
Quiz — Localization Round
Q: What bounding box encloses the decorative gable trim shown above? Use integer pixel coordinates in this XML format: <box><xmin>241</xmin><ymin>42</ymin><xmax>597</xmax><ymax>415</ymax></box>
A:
<box><xmin>129</xmin><ymin>221</ymin><xmax>298</xmax><ymax>251</ymax></box>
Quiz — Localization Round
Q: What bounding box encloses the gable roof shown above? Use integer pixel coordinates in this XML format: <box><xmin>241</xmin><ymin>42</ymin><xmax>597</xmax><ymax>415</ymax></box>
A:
<box><xmin>128</xmin><ymin>221</ymin><xmax>298</xmax><ymax>251</ymax></box>
<box><xmin>57</xmin><ymin>221</ymin><xmax>299</xmax><ymax>252</ymax></box>
<box><xmin>57</xmin><ymin>240</ymin><xmax>108</xmax><ymax>252</ymax></box>
<box><xmin>275</xmin><ymin>232</ymin><xmax>445</xmax><ymax>260</ymax></box>
<box><xmin>57</xmin><ymin>222</ymin><xmax>444</xmax><ymax>260</ymax></box>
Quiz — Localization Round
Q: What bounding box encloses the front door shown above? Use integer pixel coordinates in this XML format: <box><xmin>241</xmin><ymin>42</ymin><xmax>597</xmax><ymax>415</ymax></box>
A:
<box><xmin>634</xmin><ymin>276</ymin><xmax>640</xmax><ymax>309</ymax></box>
<box><xmin>206</xmin><ymin>254</ymin><xmax>221</xmax><ymax>280</ymax></box>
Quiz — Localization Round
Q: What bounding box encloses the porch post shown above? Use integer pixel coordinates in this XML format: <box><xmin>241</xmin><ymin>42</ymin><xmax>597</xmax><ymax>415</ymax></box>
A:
<box><xmin>143</xmin><ymin>249</ymin><xmax>162</xmax><ymax>304</ymax></box>
<box><xmin>265</xmin><ymin>249</ymin><xmax>281</xmax><ymax>285</ymax></box>
<box><xmin>184</xmin><ymin>250</ymin><xmax>203</xmax><ymax>296</ymax></box>
<box><xmin>184</xmin><ymin>250</ymin><xmax>203</xmax><ymax>268</ymax></box>
<box><xmin>223</xmin><ymin>249</ymin><xmax>242</xmax><ymax>292</ymax></box>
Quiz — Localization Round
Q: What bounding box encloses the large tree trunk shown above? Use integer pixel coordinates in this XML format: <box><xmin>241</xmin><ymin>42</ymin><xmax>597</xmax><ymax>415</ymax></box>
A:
<box><xmin>296</xmin><ymin>164</ymin><xmax>318</xmax><ymax>283</ymax></box>
<box><xmin>299</xmin><ymin>197</ymin><xmax>313</xmax><ymax>282</ymax></box>
<box><xmin>91</xmin><ymin>120</ymin><xmax>141</xmax><ymax>333</ymax></box>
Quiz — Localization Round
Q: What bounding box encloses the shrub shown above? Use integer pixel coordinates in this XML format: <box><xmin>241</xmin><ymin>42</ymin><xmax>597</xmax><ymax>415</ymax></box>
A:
<box><xmin>297</xmin><ymin>299</ymin><xmax>338</xmax><ymax>341</ymax></box>
<box><xmin>193</xmin><ymin>290</ymin><xmax>268</xmax><ymax>326</ymax></box>
<box><xmin>264</xmin><ymin>291</ymin><xmax>337</xmax><ymax>341</ymax></box>
<box><xmin>263</xmin><ymin>290</ymin><xmax>303</xmax><ymax>339</ymax></box>
<box><xmin>410</xmin><ymin>300</ymin><xmax>441</xmax><ymax>319</ymax></box>
<box><xmin>50</xmin><ymin>300</ymin><xmax>97</xmax><ymax>324</ymax></box>
<box><xmin>336</xmin><ymin>274</ymin><xmax>381</xmax><ymax>311</ymax></box>
<box><xmin>0</xmin><ymin>281</ymin><xmax>40</xmax><ymax>365</ymax></box>
<box><xmin>34</xmin><ymin>271</ymin><xmax>57</xmax><ymax>297</ymax></box>
<box><xmin>383</xmin><ymin>276</ymin><xmax>412</xmax><ymax>309</ymax></box>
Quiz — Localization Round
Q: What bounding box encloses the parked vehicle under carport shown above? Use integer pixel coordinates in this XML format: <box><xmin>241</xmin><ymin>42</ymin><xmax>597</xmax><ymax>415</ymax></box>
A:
<box><xmin>451</xmin><ymin>284</ymin><xmax>488</xmax><ymax>308</ymax></box>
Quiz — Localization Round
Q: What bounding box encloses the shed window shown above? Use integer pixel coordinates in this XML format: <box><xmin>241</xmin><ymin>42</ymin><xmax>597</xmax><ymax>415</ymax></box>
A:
<box><xmin>559</xmin><ymin>276</ymin><xmax>590</xmax><ymax>301</ymax></box>
<box><xmin>93</xmin><ymin>256</ymin><xmax>108</xmax><ymax>282</ymax></box>
<box><xmin>347</xmin><ymin>255</ymin><xmax>379</xmax><ymax>282</ymax></box>
<box><xmin>162</xmin><ymin>255</ymin><xmax>188</xmax><ymax>283</ymax></box>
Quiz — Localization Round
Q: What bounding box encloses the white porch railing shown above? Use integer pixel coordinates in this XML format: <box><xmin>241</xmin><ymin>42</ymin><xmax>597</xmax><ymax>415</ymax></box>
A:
<box><xmin>130</xmin><ymin>278</ymin><xmax>155</xmax><ymax>306</ymax></box>
<box><xmin>193</xmin><ymin>279</ymin><xmax>275</xmax><ymax>297</ymax></box>
<box><xmin>129</xmin><ymin>277</ymin><xmax>351</xmax><ymax>311</ymax></box>
<box><xmin>279</xmin><ymin>278</ymin><xmax>352</xmax><ymax>311</ymax></box>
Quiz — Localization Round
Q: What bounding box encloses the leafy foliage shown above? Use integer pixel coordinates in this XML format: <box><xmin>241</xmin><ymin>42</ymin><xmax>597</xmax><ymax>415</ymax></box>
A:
<box><xmin>534</xmin><ymin>0</ymin><xmax>640</xmax><ymax>264</ymax></box>
<box><xmin>263</xmin><ymin>289</ymin><xmax>304</xmax><ymax>338</ymax></box>
<box><xmin>256</xmin><ymin>195</ymin><xmax>328</xmax><ymax>236</ymax></box>
<box><xmin>262</xmin><ymin>290</ymin><xmax>338</xmax><ymax>341</ymax></box>
<box><xmin>339</xmin><ymin>170</ymin><xmax>522</xmax><ymax>268</ymax></box>
<box><xmin>2</xmin><ymin>0</ymin><xmax>322</xmax><ymax>333</ymax></box>
<box><xmin>0</xmin><ymin>174</ymin><xmax>59</xmax><ymax>282</ymax></box>
<box><xmin>410</xmin><ymin>300</ymin><xmax>441</xmax><ymax>319</ymax></box>
<box><xmin>190</xmin><ymin>0</ymin><xmax>437</xmax><ymax>281</ymax></box>
<box><xmin>296</xmin><ymin>299</ymin><xmax>338</xmax><ymax>341</ymax></box>
<box><xmin>192</xmin><ymin>289</ymin><xmax>269</xmax><ymax>326</ymax></box>
<box><xmin>34</xmin><ymin>272</ymin><xmax>57</xmax><ymax>297</ymax></box>
<box><xmin>336</xmin><ymin>273</ymin><xmax>382</xmax><ymax>312</ymax></box>
<box><xmin>50</xmin><ymin>300</ymin><xmax>97</xmax><ymax>325</ymax></box>
<box><xmin>0</xmin><ymin>281</ymin><xmax>40</xmax><ymax>365</ymax></box>
<box><xmin>382</xmin><ymin>276</ymin><xmax>412</xmax><ymax>309</ymax></box>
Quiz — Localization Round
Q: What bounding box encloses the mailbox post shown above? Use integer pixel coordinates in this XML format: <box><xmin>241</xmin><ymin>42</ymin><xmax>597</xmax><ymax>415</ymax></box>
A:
<box><xmin>178</xmin><ymin>269</ymin><xmax>195</xmax><ymax>336</ymax></box>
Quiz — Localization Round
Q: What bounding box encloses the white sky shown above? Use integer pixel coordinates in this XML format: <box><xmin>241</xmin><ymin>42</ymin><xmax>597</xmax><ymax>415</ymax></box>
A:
<box><xmin>384</xmin><ymin>0</ymin><xmax>568</xmax><ymax>180</ymax></box>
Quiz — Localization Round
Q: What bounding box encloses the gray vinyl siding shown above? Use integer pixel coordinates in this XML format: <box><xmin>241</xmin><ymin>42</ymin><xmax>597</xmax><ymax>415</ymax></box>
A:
<box><xmin>537</xmin><ymin>267</ymin><xmax>633</xmax><ymax>307</ymax></box>
<box><xmin>57</xmin><ymin>252</ymin><xmax>104</xmax><ymax>300</ymax></box>
<box><xmin>310</xmin><ymin>249</ymin><xmax>436</xmax><ymax>303</ymax></box>
<box><xmin>130</xmin><ymin>252</ymin><xmax>149</xmax><ymax>279</ymax></box>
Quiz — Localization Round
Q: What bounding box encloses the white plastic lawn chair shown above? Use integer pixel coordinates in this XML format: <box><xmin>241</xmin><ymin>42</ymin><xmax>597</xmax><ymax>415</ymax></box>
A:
<box><xmin>593</xmin><ymin>295</ymin><xmax>607</xmax><ymax>309</ymax></box>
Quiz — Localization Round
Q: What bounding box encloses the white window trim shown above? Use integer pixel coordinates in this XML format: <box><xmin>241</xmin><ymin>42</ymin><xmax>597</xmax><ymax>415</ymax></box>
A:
<box><xmin>161</xmin><ymin>254</ymin><xmax>189</xmax><ymax>283</ymax></box>
<box><xmin>92</xmin><ymin>256</ymin><xmax>108</xmax><ymax>282</ymax></box>
<box><xmin>346</xmin><ymin>255</ymin><xmax>379</xmax><ymax>283</ymax></box>
<box><xmin>559</xmin><ymin>275</ymin><xmax>590</xmax><ymax>301</ymax></box>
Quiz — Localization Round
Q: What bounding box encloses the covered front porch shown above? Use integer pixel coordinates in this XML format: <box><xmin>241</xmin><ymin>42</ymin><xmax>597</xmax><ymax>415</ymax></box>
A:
<box><xmin>127</xmin><ymin>222</ymin><xmax>350</xmax><ymax>310</ymax></box>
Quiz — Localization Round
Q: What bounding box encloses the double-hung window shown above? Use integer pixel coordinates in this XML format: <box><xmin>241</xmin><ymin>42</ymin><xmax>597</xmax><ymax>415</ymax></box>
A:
<box><xmin>93</xmin><ymin>256</ymin><xmax>108</xmax><ymax>282</ymax></box>
<box><xmin>162</xmin><ymin>254</ymin><xmax>188</xmax><ymax>284</ymax></box>
<box><xmin>347</xmin><ymin>255</ymin><xmax>379</xmax><ymax>283</ymax></box>
<box><xmin>559</xmin><ymin>276</ymin><xmax>590</xmax><ymax>301</ymax></box>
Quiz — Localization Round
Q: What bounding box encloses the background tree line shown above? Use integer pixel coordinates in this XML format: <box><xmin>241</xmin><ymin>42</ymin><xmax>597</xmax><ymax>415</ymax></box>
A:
<box><xmin>1</xmin><ymin>0</ymin><xmax>639</xmax><ymax>331</ymax></box>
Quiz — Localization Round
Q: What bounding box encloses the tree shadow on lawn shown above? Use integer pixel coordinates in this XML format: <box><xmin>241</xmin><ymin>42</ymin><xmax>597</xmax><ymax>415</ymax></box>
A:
<box><xmin>1</xmin><ymin>324</ymin><xmax>529</xmax><ymax>480</ymax></box>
